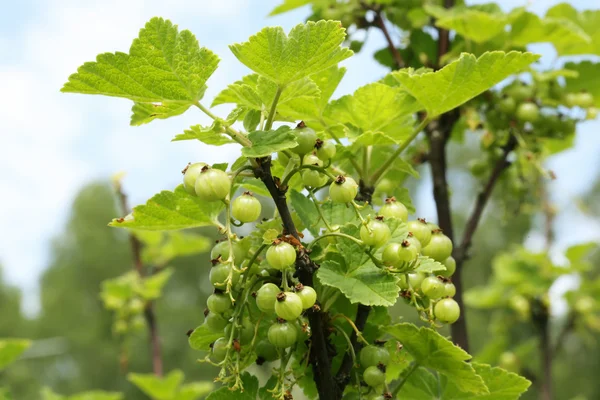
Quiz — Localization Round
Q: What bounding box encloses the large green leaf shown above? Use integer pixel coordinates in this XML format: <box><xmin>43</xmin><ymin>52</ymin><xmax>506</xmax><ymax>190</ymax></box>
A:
<box><xmin>425</xmin><ymin>4</ymin><xmax>507</xmax><ymax>43</ymax></box>
<box><xmin>128</xmin><ymin>370</ymin><xmax>184</xmax><ymax>400</ymax></box>
<box><xmin>327</xmin><ymin>83</ymin><xmax>420</xmax><ymax>138</ymax></box>
<box><xmin>279</xmin><ymin>65</ymin><xmax>347</xmax><ymax>124</ymax></box>
<box><xmin>545</xmin><ymin>4</ymin><xmax>600</xmax><ymax>55</ymax></box>
<box><xmin>384</xmin><ymin>324</ymin><xmax>488</xmax><ymax>394</ymax></box>
<box><xmin>109</xmin><ymin>185</ymin><xmax>225</xmax><ymax>230</ymax></box>
<box><xmin>392</xmin><ymin>51</ymin><xmax>539</xmax><ymax>117</ymax></box>
<box><xmin>136</xmin><ymin>231</ymin><xmax>212</xmax><ymax>266</ymax></box>
<box><xmin>229</xmin><ymin>21</ymin><xmax>352</xmax><ymax>86</ymax></box>
<box><xmin>62</xmin><ymin>18</ymin><xmax>219</xmax><ymax>121</ymax></box>
<box><xmin>212</xmin><ymin>75</ymin><xmax>320</xmax><ymax>113</ymax></box>
<box><xmin>0</xmin><ymin>339</ymin><xmax>31</xmax><ymax>371</ymax></box>
<box><xmin>289</xmin><ymin>190</ymin><xmax>320</xmax><ymax>236</ymax></box>
<box><xmin>317</xmin><ymin>260</ymin><xmax>399</xmax><ymax>306</ymax></box>
<box><xmin>509</xmin><ymin>9</ymin><xmax>592</xmax><ymax>56</ymax></box>
<box><xmin>398</xmin><ymin>363</ymin><xmax>530</xmax><ymax>399</ymax></box>
<box><xmin>242</xmin><ymin>126</ymin><xmax>298</xmax><ymax>158</ymax></box>
<box><xmin>131</xmin><ymin>101</ymin><xmax>193</xmax><ymax>126</ymax></box>
<box><xmin>188</xmin><ymin>325</ymin><xmax>223</xmax><ymax>352</ymax></box>
<box><xmin>172</xmin><ymin>123</ymin><xmax>236</xmax><ymax>145</ymax></box>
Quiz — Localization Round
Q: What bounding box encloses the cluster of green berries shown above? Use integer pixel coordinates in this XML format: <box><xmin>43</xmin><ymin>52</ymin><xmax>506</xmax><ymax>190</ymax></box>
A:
<box><xmin>359</xmin><ymin>343</ymin><xmax>391</xmax><ymax>394</ymax></box>
<box><xmin>201</xmin><ymin>235</ymin><xmax>318</xmax><ymax>364</ymax></box>
<box><xmin>183</xmin><ymin>163</ymin><xmax>262</xmax><ymax>223</ymax></box>
<box><xmin>355</xmin><ymin>201</ymin><xmax>461</xmax><ymax>325</ymax></box>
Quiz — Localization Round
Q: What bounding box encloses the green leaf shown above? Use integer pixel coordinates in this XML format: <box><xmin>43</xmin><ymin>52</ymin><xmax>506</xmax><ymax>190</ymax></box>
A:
<box><xmin>131</xmin><ymin>102</ymin><xmax>193</xmax><ymax>126</ymax></box>
<box><xmin>205</xmin><ymin>373</ymin><xmax>258</xmax><ymax>400</ymax></box>
<box><xmin>425</xmin><ymin>4</ymin><xmax>507</xmax><ymax>43</ymax></box>
<box><xmin>290</xmin><ymin>190</ymin><xmax>320</xmax><ymax>236</ymax></box>
<box><xmin>392</xmin><ymin>51</ymin><xmax>539</xmax><ymax>117</ymax></box>
<box><xmin>279</xmin><ymin>65</ymin><xmax>347</xmax><ymax>127</ymax></box>
<box><xmin>70</xmin><ymin>392</ymin><xmax>124</xmax><ymax>400</ymax></box>
<box><xmin>188</xmin><ymin>325</ymin><xmax>223</xmax><ymax>352</ymax></box>
<box><xmin>109</xmin><ymin>185</ymin><xmax>225</xmax><ymax>230</ymax></box>
<box><xmin>262</xmin><ymin>229</ymin><xmax>280</xmax><ymax>244</ymax></box>
<box><xmin>0</xmin><ymin>339</ymin><xmax>31</xmax><ymax>371</ymax></box>
<box><xmin>269</xmin><ymin>0</ymin><xmax>311</xmax><ymax>16</ymax></box>
<box><xmin>212</xmin><ymin>74</ymin><xmax>262</xmax><ymax>109</ymax></box>
<box><xmin>41</xmin><ymin>389</ymin><xmax>123</xmax><ymax>400</ymax></box>
<box><xmin>564</xmin><ymin>61</ymin><xmax>600</xmax><ymax>107</ymax></box>
<box><xmin>318</xmin><ymin>260</ymin><xmax>399</xmax><ymax>306</ymax></box>
<box><xmin>176</xmin><ymin>382</ymin><xmax>214</xmax><ymax>400</ymax></box>
<box><xmin>413</xmin><ymin>256</ymin><xmax>447</xmax><ymax>274</ymax></box>
<box><xmin>172</xmin><ymin>123</ymin><xmax>235</xmax><ymax>146</ymax></box>
<box><xmin>398</xmin><ymin>363</ymin><xmax>530</xmax><ymax>399</ymax></box>
<box><xmin>242</xmin><ymin>126</ymin><xmax>298</xmax><ymax>158</ymax></box>
<box><xmin>62</xmin><ymin>18</ymin><xmax>219</xmax><ymax>110</ymax></box>
<box><xmin>229</xmin><ymin>21</ymin><xmax>352</xmax><ymax>86</ymax></box>
<box><xmin>128</xmin><ymin>370</ymin><xmax>184</xmax><ymax>400</ymax></box>
<box><xmin>100</xmin><ymin>272</ymin><xmax>138</xmax><ymax>310</ymax></box>
<box><xmin>384</xmin><ymin>323</ymin><xmax>488</xmax><ymax>394</ymax></box>
<box><xmin>327</xmin><ymin>83</ymin><xmax>420</xmax><ymax>137</ymax></box>
<box><xmin>464</xmin><ymin>284</ymin><xmax>505</xmax><ymax>309</ymax></box>
<box><xmin>510</xmin><ymin>8</ymin><xmax>596</xmax><ymax>56</ymax></box>
<box><xmin>138</xmin><ymin>268</ymin><xmax>174</xmax><ymax>300</ymax></box>
<box><xmin>319</xmin><ymin>201</ymin><xmax>373</xmax><ymax>228</ymax></box>
<box><xmin>243</xmin><ymin>109</ymin><xmax>262</xmax><ymax>132</ymax></box>
<box><xmin>138</xmin><ymin>231</ymin><xmax>212</xmax><ymax>266</ymax></box>
<box><xmin>337</xmin><ymin>225</ymin><xmax>370</xmax><ymax>270</ymax></box>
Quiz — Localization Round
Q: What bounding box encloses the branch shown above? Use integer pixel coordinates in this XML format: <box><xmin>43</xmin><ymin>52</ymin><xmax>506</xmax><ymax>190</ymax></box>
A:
<box><xmin>453</xmin><ymin>134</ymin><xmax>518</xmax><ymax>264</ymax></box>
<box><xmin>335</xmin><ymin>186</ymin><xmax>374</xmax><ymax>393</ymax></box>
<box><xmin>253</xmin><ymin>157</ymin><xmax>338</xmax><ymax>399</ymax></box>
<box><xmin>532</xmin><ymin>299</ymin><xmax>553</xmax><ymax>400</ymax></box>
<box><xmin>373</xmin><ymin>11</ymin><xmax>404</xmax><ymax>69</ymax></box>
<box><xmin>436</xmin><ymin>0</ymin><xmax>454</xmax><ymax>68</ymax></box>
<box><xmin>116</xmin><ymin>184</ymin><xmax>163</xmax><ymax>377</ymax></box>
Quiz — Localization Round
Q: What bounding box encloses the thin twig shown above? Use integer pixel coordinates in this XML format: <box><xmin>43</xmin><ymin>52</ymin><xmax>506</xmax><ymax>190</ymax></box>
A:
<box><xmin>116</xmin><ymin>184</ymin><xmax>163</xmax><ymax>377</ymax></box>
<box><xmin>373</xmin><ymin>11</ymin><xmax>404</xmax><ymax>69</ymax></box>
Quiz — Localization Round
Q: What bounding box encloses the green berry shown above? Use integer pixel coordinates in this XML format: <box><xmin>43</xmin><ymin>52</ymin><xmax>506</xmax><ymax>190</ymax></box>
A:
<box><xmin>266</xmin><ymin>242</ymin><xmax>297</xmax><ymax>270</ymax></box>
<box><xmin>195</xmin><ymin>167</ymin><xmax>231</xmax><ymax>201</ymax></box>
<box><xmin>183</xmin><ymin>162</ymin><xmax>207</xmax><ymax>195</ymax></box>
<box><xmin>329</xmin><ymin>176</ymin><xmax>358</xmax><ymax>203</ymax></box>
<box><xmin>360</xmin><ymin>219</ymin><xmax>391</xmax><ymax>248</ymax></box>
<box><xmin>232</xmin><ymin>192</ymin><xmax>261</xmax><ymax>223</ymax></box>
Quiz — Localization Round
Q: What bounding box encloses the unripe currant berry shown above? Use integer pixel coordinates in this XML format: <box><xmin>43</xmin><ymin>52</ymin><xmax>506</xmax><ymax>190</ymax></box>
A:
<box><xmin>498</xmin><ymin>95</ymin><xmax>516</xmax><ymax>114</ymax></box>
<box><xmin>360</xmin><ymin>345</ymin><xmax>390</xmax><ymax>368</ymax></box>
<box><xmin>315</xmin><ymin>139</ymin><xmax>336</xmax><ymax>161</ymax></box>
<box><xmin>363</xmin><ymin>365</ymin><xmax>386</xmax><ymax>387</ymax></box>
<box><xmin>302</xmin><ymin>154</ymin><xmax>327</xmax><ymax>188</ymax></box>
<box><xmin>232</xmin><ymin>192</ymin><xmax>261</xmax><ymax>223</ymax></box>
<box><xmin>360</xmin><ymin>218</ymin><xmax>391</xmax><ymax>248</ymax></box>
<box><xmin>407</xmin><ymin>218</ymin><xmax>432</xmax><ymax>247</ymax></box>
<box><xmin>292</xmin><ymin>121</ymin><xmax>318</xmax><ymax>155</ymax></box>
<box><xmin>207</xmin><ymin>292</ymin><xmax>233</xmax><ymax>314</ymax></box>
<box><xmin>268</xmin><ymin>320</ymin><xmax>298</xmax><ymax>348</ymax></box>
<box><xmin>421</xmin><ymin>276</ymin><xmax>445</xmax><ymax>299</ymax></box>
<box><xmin>405</xmin><ymin>233</ymin><xmax>422</xmax><ymax>253</ymax></box>
<box><xmin>434</xmin><ymin>298</ymin><xmax>460</xmax><ymax>323</ymax></box>
<box><xmin>408</xmin><ymin>272</ymin><xmax>425</xmax><ymax>289</ymax></box>
<box><xmin>295</xmin><ymin>284</ymin><xmax>317</xmax><ymax>309</ymax></box>
<box><xmin>266</xmin><ymin>241</ymin><xmax>296</xmax><ymax>270</ymax></box>
<box><xmin>516</xmin><ymin>102</ymin><xmax>539</xmax><ymax>123</ymax></box>
<box><xmin>439</xmin><ymin>256</ymin><xmax>456</xmax><ymax>277</ymax></box>
<box><xmin>195</xmin><ymin>166</ymin><xmax>231</xmax><ymax>201</ymax></box>
<box><xmin>444</xmin><ymin>281</ymin><xmax>456</xmax><ymax>297</ymax></box>
<box><xmin>256</xmin><ymin>283</ymin><xmax>280</xmax><ymax>313</ymax></box>
<box><xmin>209</xmin><ymin>263</ymin><xmax>240</xmax><ymax>289</ymax></box>
<box><xmin>210</xmin><ymin>337</ymin><xmax>228</xmax><ymax>363</ymax></box>
<box><xmin>379</xmin><ymin>197</ymin><xmax>408</xmax><ymax>221</ymax></box>
<box><xmin>275</xmin><ymin>292</ymin><xmax>303</xmax><ymax>321</ymax></box>
<box><xmin>211</xmin><ymin>240</ymin><xmax>246</xmax><ymax>263</ymax></box>
<box><xmin>329</xmin><ymin>175</ymin><xmax>358</xmax><ymax>203</ymax></box>
<box><xmin>182</xmin><ymin>162</ymin><xmax>207</xmax><ymax>195</ymax></box>
<box><xmin>421</xmin><ymin>230</ymin><xmax>453</xmax><ymax>262</ymax></box>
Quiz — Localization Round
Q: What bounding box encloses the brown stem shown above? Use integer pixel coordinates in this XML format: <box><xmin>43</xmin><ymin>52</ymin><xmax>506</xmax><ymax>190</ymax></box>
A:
<box><xmin>533</xmin><ymin>299</ymin><xmax>552</xmax><ymax>400</ymax></box>
<box><xmin>254</xmin><ymin>157</ymin><xmax>338</xmax><ymax>399</ymax></box>
<box><xmin>116</xmin><ymin>185</ymin><xmax>163</xmax><ymax>377</ymax></box>
<box><xmin>453</xmin><ymin>134</ymin><xmax>518</xmax><ymax>264</ymax></box>
<box><xmin>335</xmin><ymin>187</ymin><xmax>373</xmax><ymax>391</ymax></box>
<box><xmin>427</xmin><ymin>112</ymin><xmax>470</xmax><ymax>351</ymax></box>
<box><xmin>436</xmin><ymin>0</ymin><xmax>454</xmax><ymax>68</ymax></box>
<box><xmin>373</xmin><ymin>11</ymin><xmax>404</xmax><ymax>69</ymax></box>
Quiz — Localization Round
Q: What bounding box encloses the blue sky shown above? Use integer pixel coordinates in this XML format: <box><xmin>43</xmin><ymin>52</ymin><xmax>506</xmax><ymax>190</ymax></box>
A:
<box><xmin>1</xmin><ymin>0</ymin><xmax>599</xmax><ymax>313</ymax></box>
